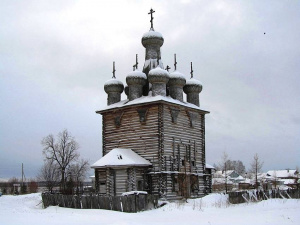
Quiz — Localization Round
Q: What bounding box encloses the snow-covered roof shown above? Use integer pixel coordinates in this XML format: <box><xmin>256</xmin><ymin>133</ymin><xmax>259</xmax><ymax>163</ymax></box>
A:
<box><xmin>0</xmin><ymin>178</ymin><xmax>8</xmax><ymax>183</ymax></box>
<box><xmin>205</xmin><ymin>164</ymin><xmax>215</xmax><ymax>169</ymax></box>
<box><xmin>266</xmin><ymin>170</ymin><xmax>298</xmax><ymax>178</ymax></box>
<box><xmin>121</xmin><ymin>191</ymin><xmax>148</xmax><ymax>196</ymax></box>
<box><xmin>282</xmin><ymin>179</ymin><xmax>296</xmax><ymax>185</ymax></box>
<box><xmin>97</xmin><ymin>94</ymin><xmax>209</xmax><ymax>113</ymax></box>
<box><xmin>91</xmin><ymin>148</ymin><xmax>152</xmax><ymax>168</ymax></box>
<box><xmin>212</xmin><ymin>178</ymin><xmax>233</xmax><ymax>184</ymax></box>
<box><xmin>229</xmin><ymin>175</ymin><xmax>245</xmax><ymax>181</ymax></box>
<box><xmin>242</xmin><ymin>178</ymin><xmax>251</xmax><ymax>184</ymax></box>
<box><xmin>214</xmin><ymin>170</ymin><xmax>235</xmax><ymax>177</ymax></box>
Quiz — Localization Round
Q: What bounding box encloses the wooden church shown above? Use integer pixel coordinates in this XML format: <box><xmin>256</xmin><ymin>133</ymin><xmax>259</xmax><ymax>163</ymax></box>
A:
<box><xmin>91</xmin><ymin>9</ymin><xmax>210</xmax><ymax>199</ymax></box>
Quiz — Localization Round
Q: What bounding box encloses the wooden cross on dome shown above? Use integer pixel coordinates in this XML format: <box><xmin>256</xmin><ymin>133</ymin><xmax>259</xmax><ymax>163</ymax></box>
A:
<box><xmin>174</xmin><ymin>54</ymin><xmax>177</xmax><ymax>70</ymax></box>
<box><xmin>190</xmin><ymin>62</ymin><xmax>194</xmax><ymax>78</ymax></box>
<box><xmin>112</xmin><ymin>61</ymin><xmax>116</xmax><ymax>78</ymax></box>
<box><xmin>133</xmin><ymin>54</ymin><xmax>139</xmax><ymax>71</ymax></box>
<box><xmin>148</xmin><ymin>8</ymin><xmax>155</xmax><ymax>30</ymax></box>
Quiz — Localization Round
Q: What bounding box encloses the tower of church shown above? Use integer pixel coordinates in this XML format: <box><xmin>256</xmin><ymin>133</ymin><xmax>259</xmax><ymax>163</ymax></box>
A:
<box><xmin>92</xmin><ymin>9</ymin><xmax>210</xmax><ymax>199</ymax></box>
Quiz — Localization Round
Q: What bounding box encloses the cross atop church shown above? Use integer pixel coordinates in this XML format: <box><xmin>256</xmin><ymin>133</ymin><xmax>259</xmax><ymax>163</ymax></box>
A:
<box><xmin>148</xmin><ymin>8</ymin><xmax>155</xmax><ymax>30</ymax></box>
<box><xmin>190</xmin><ymin>62</ymin><xmax>194</xmax><ymax>78</ymax></box>
<box><xmin>165</xmin><ymin>65</ymin><xmax>171</xmax><ymax>72</ymax></box>
<box><xmin>174</xmin><ymin>54</ymin><xmax>177</xmax><ymax>70</ymax></box>
<box><xmin>133</xmin><ymin>54</ymin><xmax>138</xmax><ymax>70</ymax></box>
<box><xmin>112</xmin><ymin>61</ymin><xmax>116</xmax><ymax>78</ymax></box>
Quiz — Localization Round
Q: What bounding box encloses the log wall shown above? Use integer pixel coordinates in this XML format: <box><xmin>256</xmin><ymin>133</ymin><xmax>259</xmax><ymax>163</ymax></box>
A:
<box><xmin>99</xmin><ymin>101</ymin><xmax>208</xmax><ymax>199</ymax></box>
<box><xmin>102</xmin><ymin>104</ymin><xmax>160</xmax><ymax>167</ymax></box>
<box><xmin>161</xmin><ymin>104</ymin><xmax>206</xmax><ymax>198</ymax></box>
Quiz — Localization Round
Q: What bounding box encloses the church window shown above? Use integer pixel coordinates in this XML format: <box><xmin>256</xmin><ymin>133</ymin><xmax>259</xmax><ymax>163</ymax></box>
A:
<box><xmin>170</xmin><ymin>107</ymin><xmax>180</xmax><ymax>123</ymax></box>
<box><xmin>137</xmin><ymin>108</ymin><xmax>148</xmax><ymax>123</ymax></box>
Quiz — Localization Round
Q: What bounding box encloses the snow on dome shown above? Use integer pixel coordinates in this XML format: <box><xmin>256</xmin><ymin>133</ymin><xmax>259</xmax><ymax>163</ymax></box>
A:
<box><xmin>186</xmin><ymin>78</ymin><xmax>202</xmax><ymax>87</ymax></box>
<box><xmin>91</xmin><ymin>148</ymin><xmax>152</xmax><ymax>168</ymax></box>
<box><xmin>169</xmin><ymin>70</ymin><xmax>186</xmax><ymax>80</ymax></box>
<box><xmin>142</xmin><ymin>30</ymin><xmax>163</xmax><ymax>39</ymax></box>
<box><xmin>127</xmin><ymin>70</ymin><xmax>147</xmax><ymax>79</ymax></box>
<box><xmin>148</xmin><ymin>66</ymin><xmax>170</xmax><ymax>88</ymax></box>
<box><xmin>149</xmin><ymin>66</ymin><xmax>169</xmax><ymax>77</ymax></box>
<box><xmin>142</xmin><ymin>30</ymin><xmax>164</xmax><ymax>48</ymax></box>
<box><xmin>104</xmin><ymin>78</ymin><xmax>124</xmax><ymax>87</ymax></box>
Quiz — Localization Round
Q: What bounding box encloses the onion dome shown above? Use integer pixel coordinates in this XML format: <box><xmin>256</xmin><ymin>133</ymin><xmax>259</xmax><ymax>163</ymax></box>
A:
<box><xmin>148</xmin><ymin>66</ymin><xmax>169</xmax><ymax>96</ymax></box>
<box><xmin>148</xmin><ymin>66</ymin><xmax>169</xmax><ymax>84</ymax></box>
<box><xmin>183</xmin><ymin>62</ymin><xmax>203</xmax><ymax>106</ymax></box>
<box><xmin>142</xmin><ymin>30</ymin><xmax>164</xmax><ymax>48</ymax></box>
<box><xmin>126</xmin><ymin>69</ymin><xmax>147</xmax><ymax>101</ymax></box>
<box><xmin>126</xmin><ymin>70</ymin><xmax>147</xmax><ymax>86</ymax></box>
<box><xmin>183</xmin><ymin>78</ymin><xmax>203</xmax><ymax>93</ymax></box>
<box><xmin>168</xmin><ymin>70</ymin><xmax>186</xmax><ymax>102</ymax></box>
<box><xmin>104</xmin><ymin>78</ymin><xmax>124</xmax><ymax>106</ymax></box>
<box><xmin>104</xmin><ymin>79</ymin><xmax>124</xmax><ymax>94</ymax></box>
<box><xmin>168</xmin><ymin>70</ymin><xmax>186</xmax><ymax>87</ymax></box>
<box><xmin>104</xmin><ymin>62</ymin><xmax>124</xmax><ymax>105</ymax></box>
<box><xmin>183</xmin><ymin>78</ymin><xmax>203</xmax><ymax>107</ymax></box>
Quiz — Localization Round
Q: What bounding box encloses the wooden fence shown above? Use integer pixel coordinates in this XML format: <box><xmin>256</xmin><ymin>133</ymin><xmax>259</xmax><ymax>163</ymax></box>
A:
<box><xmin>41</xmin><ymin>193</ymin><xmax>159</xmax><ymax>213</ymax></box>
<box><xmin>229</xmin><ymin>189</ymin><xmax>300</xmax><ymax>204</ymax></box>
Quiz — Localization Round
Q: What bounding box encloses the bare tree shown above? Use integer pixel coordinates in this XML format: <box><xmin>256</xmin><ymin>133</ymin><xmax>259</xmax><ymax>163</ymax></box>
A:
<box><xmin>250</xmin><ymin>153</ymin><xmax>263</xmax><ymax>189</ymax></box>
<box><xmin>68</xmin><ymin>159</ymin><xmax>89</xmax><ymax>194</ymax></box>
<box><xmin>41</xmin><ymin>129</ymin><xmax>80</xmax><ymax>193</ymax></box>
<box><xmin>37</xmin><ymin>159</ymin><xmax>60</xmax><ymax>192</ymax></box>
<box><xmin>213</xmin><ymin>163</ymin><xmax>220</xmax><ymax>171</ymax></box>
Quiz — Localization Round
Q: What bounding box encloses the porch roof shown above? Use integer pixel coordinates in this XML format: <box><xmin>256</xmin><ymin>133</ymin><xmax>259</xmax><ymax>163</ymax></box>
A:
<box><xmin>91</xmin><ymin>148</ymin><xmax>152</xmax><ymax>168</ymax></box>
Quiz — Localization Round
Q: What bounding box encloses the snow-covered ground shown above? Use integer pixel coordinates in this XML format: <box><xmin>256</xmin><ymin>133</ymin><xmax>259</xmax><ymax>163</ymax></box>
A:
<box><xmin>0</xmin><ymin>193</ymin><xmax>299</xmax><ymax>225</ymax></box>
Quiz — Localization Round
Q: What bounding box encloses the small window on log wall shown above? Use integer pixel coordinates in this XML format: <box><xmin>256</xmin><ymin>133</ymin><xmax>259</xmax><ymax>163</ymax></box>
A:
<box><xmin>137</xmin><ymin>108</ymin><xmax>148</xmax><ymax>124</ymax></box>
<box><xmin>99</xmin><ymin>181</ymin><xmax>106</xmax><ymax>194</ymax></box>
<box><xmin>137</xmin><ymin>180</ymin><xmax>143</xmax><ymax>191</ymax></box>
<box><xmin>113</xmin><ymin>111</ymin><xmax>124</xmax><ymax>128</ymax></box>
<box><xmin>187</xmin><ymin>111</ymin><xmax>198</xmax><ymax>128</ymax></box>
<box><xmin>169</xmin><ymin>107</ymin><xmax>180</xmax><ymax>123</ymax></box>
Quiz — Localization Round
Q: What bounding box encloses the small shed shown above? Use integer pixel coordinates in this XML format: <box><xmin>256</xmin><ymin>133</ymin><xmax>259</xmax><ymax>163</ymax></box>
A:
<box><xmin>91</xmin><ymin>148</ymin><xmax>152</xmax><ymax>196</ymax></box>
<box><xmin>205</xmin><ymin>164</ymin><xmax>215</xmax><ymax>193</ymax></box>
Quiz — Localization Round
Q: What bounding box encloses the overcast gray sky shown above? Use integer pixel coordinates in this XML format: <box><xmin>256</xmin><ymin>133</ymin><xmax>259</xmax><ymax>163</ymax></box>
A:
<box><xmin>1</xmin><ymin>0</ymin><xmax>299</xmax><ymax>179</ymax></box>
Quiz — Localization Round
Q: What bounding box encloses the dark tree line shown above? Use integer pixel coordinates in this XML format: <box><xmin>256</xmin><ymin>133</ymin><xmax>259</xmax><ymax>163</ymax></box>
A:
<box><xmin>214</xmin><ymin>158</ymin><xmax>246</xmax><ymax>175</ymax></box>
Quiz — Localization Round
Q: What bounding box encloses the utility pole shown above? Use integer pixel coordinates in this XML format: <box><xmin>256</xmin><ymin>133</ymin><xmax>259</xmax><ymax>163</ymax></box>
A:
<box><xmin>22</xmin><ymin>163</ymin><xmax>24</xmax><ymax>187</ymax></box>
<box><xmin>21</xmin><ymin>163</ymin><xmax>26</xmax><ymax>194</ymax></box>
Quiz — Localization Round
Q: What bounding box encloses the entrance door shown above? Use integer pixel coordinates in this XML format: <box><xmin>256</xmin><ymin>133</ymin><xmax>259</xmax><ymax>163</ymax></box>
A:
<box><xmin>178</xmin><ymin>174</ymin><xmax>191</xmax><ymax>198</ymax></box>
<box><xmin>114</xmin><ymin>169</ymin><xmax>127</xmax><ymax>196</ymax></box>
